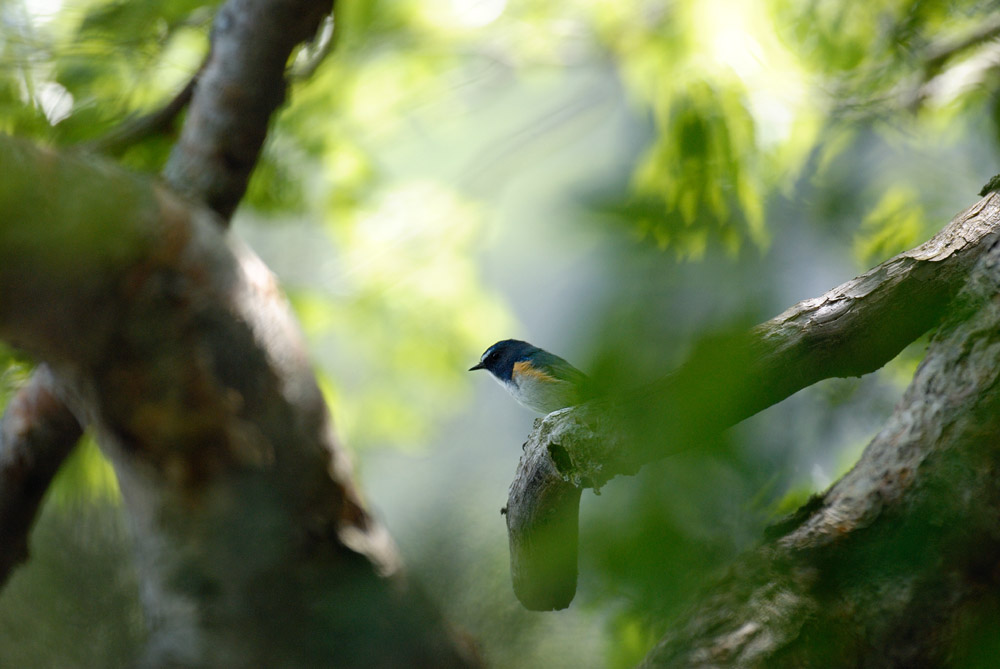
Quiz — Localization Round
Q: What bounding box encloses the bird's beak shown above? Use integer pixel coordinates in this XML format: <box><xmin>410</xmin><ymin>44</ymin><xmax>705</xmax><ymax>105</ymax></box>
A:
<box><xmin>469</xmin><ymin>362</ymin><xmax>485</xmax><ymax>371</ymax></box>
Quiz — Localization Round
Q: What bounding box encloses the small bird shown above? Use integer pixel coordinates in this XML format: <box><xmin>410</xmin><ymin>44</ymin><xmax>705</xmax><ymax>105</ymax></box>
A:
<box><xmin>469</xmin><ymin>339</ymin><xmax>587</xmax><ymax>413</ymax></box>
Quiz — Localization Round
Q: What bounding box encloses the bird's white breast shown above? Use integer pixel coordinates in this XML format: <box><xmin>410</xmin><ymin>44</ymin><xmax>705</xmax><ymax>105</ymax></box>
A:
<box><xmin>494</xmin><ymin>373</ymin><xmax>576</xmax><ymax>414</ymax></box>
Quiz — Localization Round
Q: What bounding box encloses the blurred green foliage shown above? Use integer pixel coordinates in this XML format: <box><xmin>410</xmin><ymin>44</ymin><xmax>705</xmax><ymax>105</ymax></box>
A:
<box><xmin>0</xmin><ymin>498</ymin><xmax>145</xmax><ymax>668</ymax></box>
<box><xmin>47</xmin><ymin>436</ymin><xmax>119</xmax><ymax>506</ymax></box>
<box><xmin>0</xmin><ymin>345</ymin><xmax>30</xmax><ymax>416</ymax></box>
<box><xmin>631</xmin><ymin>77</ymin><xmax>765</xmax><ymax>256</ymax></box>
<box><xmin>3</xmin><ymin>0</ymin><xmax>1000</xmax><ymax>665</ymax></box>
<box><xmin>853</xmin><ymin>184</ymin><xmax>927</xmax><ymax>266</ymax></box>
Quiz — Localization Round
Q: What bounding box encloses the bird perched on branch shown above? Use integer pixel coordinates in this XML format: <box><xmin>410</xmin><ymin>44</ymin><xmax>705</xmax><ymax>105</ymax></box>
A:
<box><xmin>469</xmin><ymin>339</ymin><xmax>587</xmax><ymax>414</ymax></box>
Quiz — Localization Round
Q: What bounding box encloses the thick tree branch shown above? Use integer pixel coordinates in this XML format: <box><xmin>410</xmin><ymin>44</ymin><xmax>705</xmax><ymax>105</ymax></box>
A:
<box><xmin>0</xmin><ymin>0</ymin><xmax>335</xmax><ymax>596</ymax></box>
<box><xmin>0</xmin><ymin>0</ymin><xmax>476</xmax><ymax>663</ymax></box>
<box><xmin>642</xmin><ymin>205</ymin><xmax>1000</xmax><ymax>667</ymax></box>
<box><xmin>504</xmin><ymin>436</ymin><xmax>581</xmax><ymax>610</ymax></box>
<box><xmin>162</xmin><ymin>0</ymin><xmax>333</xmax><ymax>221</ymax></box>
<box><xmin>507</xmin><ymin>192</ymin><xmax>1000</xmax><ymax>610</ymax></box>
<box><xmin>0</xmin><ymin>135</ymin><xmax>474</xmax><ymax>666</ymax></box>
<box><xmin>0</xmin><ymin>366</ymin><xmax>81</xmax><ymax>585</ymax></box>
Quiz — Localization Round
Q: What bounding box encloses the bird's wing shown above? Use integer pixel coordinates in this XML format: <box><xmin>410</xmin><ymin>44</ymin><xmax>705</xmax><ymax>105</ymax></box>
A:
<box><xmin>533</xmin><ymin>349</ymin><xmax>588</xmax><ymax>386</ymax></box>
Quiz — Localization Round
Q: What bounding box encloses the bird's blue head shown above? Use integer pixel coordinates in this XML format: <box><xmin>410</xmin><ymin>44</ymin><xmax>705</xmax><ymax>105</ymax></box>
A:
<box><xmin>470</xmin><ymin>339</ymin><xmax>586</xmax><ymax>413</ymax></box>
<box><xmin>468</xmin><ymin>339</ymin><xmax>538</xmax><ymax>380</ymax></box>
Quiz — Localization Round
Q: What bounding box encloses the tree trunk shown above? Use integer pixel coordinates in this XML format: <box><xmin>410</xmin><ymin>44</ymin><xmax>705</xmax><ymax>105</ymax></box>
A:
<box><xmin>0</xmin><ymin>128</ymin><xmax>474</xmax><ymax>669</ymax></box>
<box><xmin>2</xmin><ymin>0</ymin><xmax>481</xmax><ymax>660</ymax></box>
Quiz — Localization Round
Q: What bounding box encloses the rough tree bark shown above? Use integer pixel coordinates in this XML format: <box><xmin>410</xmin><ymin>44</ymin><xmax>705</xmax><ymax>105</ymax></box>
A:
<box><xmin>0</xmin><ymin>134</ymin><xmax>473</xmax><ymax>666</ymax></box>
<box><xmin>506</xmin><ymin>187</ymin><xmax>1000</xmax><ymax>661</ymax></box>
<box><xmin>163</xmin><ymin>0</ymin><xmax>334</xmax><ymax>221</ymax></box>
<box><xmin>642</xmin><ymin>208</ymin><xmax>1000</xmax><ymax>666</ymax></box>
<box><xmin>0</xmin><ymin>0</ymin><xmax>478</xmax><ymax>665</ymax></box>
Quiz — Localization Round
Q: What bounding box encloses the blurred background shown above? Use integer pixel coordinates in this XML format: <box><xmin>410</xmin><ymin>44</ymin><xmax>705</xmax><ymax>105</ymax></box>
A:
<box><xmin>1</xmin><ymin>0</ymin><xmax>999</xmax><ymax>665</ymax></box>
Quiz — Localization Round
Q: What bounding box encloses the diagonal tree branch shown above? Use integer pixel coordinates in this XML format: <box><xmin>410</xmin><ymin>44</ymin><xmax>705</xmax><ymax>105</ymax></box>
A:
<box><xmin>642</xmin><ymin>201</ymin><xmax>1000</xmax><ymax>666</ymax></box>
<box><xmin>163</xmin><ymin>0</ymin><xmax>333</xmax><ymax>221</ymax></box>
<box><xmin>507</xmin><ymin>192</ymin><xmax>1000</xmax><ymax>610</ymax></box>
<box><xmin>0</xmin><ymin>0</ymin><xmax>472</xmax><ymax>661</ymax></box>
<box><xmin>0</xmin><ymin>134</ymin><xmax>475</xmax><ymax>666</ymax></box>
<box><xmin>0</xmin><ymin>0</ymin><xmax>337</xmax><ymax>594</ymax></box>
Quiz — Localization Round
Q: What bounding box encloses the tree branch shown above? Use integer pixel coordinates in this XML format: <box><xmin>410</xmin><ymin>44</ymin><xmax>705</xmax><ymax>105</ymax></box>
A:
<box><xmin>642</xmin><ymin>202</ymin><xmax>1000</xmax><ymax>666</ymax></box>
<box><xmin>505</xmin><ymin>434</ymin><xmax>581</xmax><ymax>610</ymax></box>
<box><xmin>0</xmin><ymin>0</ymin><xmax>477</xmax><ymax>663</ymax></box>
<box><xmin>162</xmin><ymin>0</ymin><xmax>333</xmax><ymax>221</ymax></box>
<box><xmin>507</xmin><ymin>192</ymin><xmax>1000</xmax><ymax>610</ymax></box>
<box><xmin>0</xmin><ymin>134</ymin><xmax>475</xmax><ymax>666</ymax></box>
<box><xmin>0</xmin><ymin>0</ymin><xmax>335</xmax><ymax>598</ymax></box>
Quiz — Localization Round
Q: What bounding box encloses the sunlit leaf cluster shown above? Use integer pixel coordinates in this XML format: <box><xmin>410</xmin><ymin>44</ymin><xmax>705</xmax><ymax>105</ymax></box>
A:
<box><xmin>853</xmin><ymin>184</ymin><xmax>927</xmax><ymax>266</ymax></box>
<box><xmin>631</xmin><ymin>77</ymin><xmax>766</xmax><ymax>256</ymax></box>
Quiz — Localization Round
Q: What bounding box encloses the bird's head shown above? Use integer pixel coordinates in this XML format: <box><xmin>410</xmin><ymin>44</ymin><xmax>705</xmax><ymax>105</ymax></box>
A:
<box><xmin>469</xmin><ymin>339</ymin><xmax>537</xmax><ymax>381</ymax></box>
